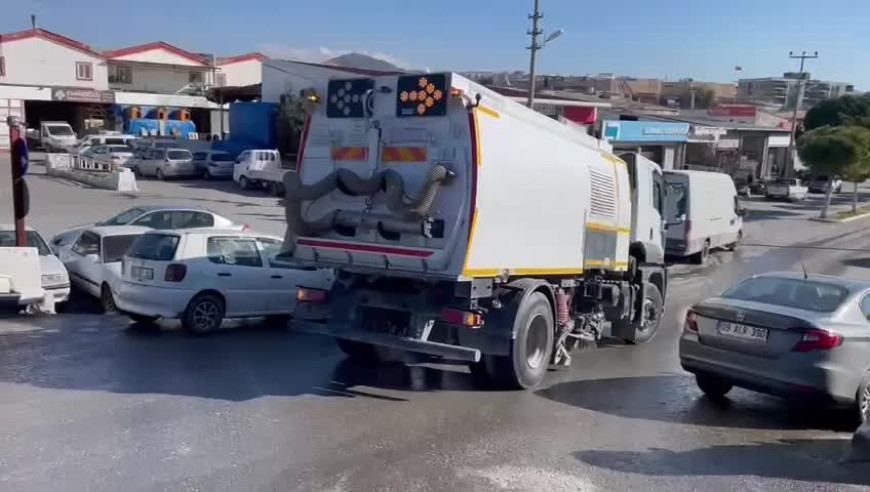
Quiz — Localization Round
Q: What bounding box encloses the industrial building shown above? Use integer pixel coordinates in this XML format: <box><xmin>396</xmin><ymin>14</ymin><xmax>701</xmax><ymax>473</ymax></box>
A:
<box><xmin>738</xmin><ymin>72</ymin><xmax>855</xmax><ymax>110</ymax></box>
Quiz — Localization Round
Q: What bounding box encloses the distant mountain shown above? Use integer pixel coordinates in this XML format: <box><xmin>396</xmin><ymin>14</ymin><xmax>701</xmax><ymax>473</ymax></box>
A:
<box><xmin>325</xmin><ymin>53</ymin><xmax>400</xmax><ymax>72</ymax></box>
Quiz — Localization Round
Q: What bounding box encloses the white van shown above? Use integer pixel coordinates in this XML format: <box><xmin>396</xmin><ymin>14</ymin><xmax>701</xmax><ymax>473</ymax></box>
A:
<box><xmin>664</xmin><ymin>170</ymin><xmax>744</xmax><ymax>264</ymax></box>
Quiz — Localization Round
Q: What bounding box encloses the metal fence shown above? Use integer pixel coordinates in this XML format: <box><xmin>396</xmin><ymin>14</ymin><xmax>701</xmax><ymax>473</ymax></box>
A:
<box><xmin>47</xmin><ymin>153</ymin><xmax>120</xmax><ymax>173</ymax></box>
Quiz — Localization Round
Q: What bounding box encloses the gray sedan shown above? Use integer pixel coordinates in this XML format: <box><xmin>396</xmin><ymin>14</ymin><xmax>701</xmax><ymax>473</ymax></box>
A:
<box><xmin>680</xmin><ymin>272</ymin><xmax>870</xmax><ymax>422</ymax></box>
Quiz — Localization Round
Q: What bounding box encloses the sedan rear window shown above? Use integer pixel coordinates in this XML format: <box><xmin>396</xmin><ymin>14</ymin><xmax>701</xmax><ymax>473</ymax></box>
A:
<box><xmin>103</xmin><ymin>235</ymin><xmax>143</xmax><ymax>263</ymax></box>
<box><xmin>128</xmin><ymin>234</ymin><xmax>180</xmax><ymax>261</ymax></box>
<box><xmin>722</xmin><ymin>277</ymin><xmax>849</xmax><ymax>312</ymax></box>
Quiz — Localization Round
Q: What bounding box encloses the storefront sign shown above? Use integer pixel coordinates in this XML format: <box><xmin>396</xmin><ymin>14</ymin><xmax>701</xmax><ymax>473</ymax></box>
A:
<box><xmin>708</xmin><ymin>105</ymin><xmax>757</xmax><ymax>118</ymax></box>
<box><xmin>603</xmin><ymin>120</ymin><xmax>690</xmax><ymax>142</ymax></box>
<box><xmin>52</xmin><ymin>88</ymin><xmax>115</xmax><ymax>104</ymax></box>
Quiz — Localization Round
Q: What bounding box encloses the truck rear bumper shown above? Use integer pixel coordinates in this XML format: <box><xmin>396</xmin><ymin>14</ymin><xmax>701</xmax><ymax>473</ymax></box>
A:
<box><xmin>292</xmin><ymin>319</ymin><xmax>481</xmax><ymax>362</ymax></box>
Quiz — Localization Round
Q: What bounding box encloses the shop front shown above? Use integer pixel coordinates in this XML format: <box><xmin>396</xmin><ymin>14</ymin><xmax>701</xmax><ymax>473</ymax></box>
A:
<box><xmin>602</xmin><ymin>120</ymin><xmax>689</xmax><ymax>170</ymax></box>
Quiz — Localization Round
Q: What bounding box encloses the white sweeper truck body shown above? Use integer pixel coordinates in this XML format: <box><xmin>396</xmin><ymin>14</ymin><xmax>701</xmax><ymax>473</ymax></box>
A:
<box><xmin>281</xmin><ymin>72</ymin><xmax>668</xmax><ymax>389</ymax></box>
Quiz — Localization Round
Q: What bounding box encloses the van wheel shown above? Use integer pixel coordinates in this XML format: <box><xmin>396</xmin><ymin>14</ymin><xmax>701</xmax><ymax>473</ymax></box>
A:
<box><xmin>726</xmin><ymin>231</ymin><xmax>743</xmax><ymax>251</ymax></box>
<box><xmin>100</xmin><ymin>284</ymin><xmax>117</xmax><ymax>314</ymax></box>
<box><xmin>692</xmin><ymin>240</ymin><xmax>710</xmax><ymax>265</ymax></box>
<box><xmin>182</xmin><ymin>293</ymin><xmax>225</xmax><ymax>335</ymax></box>
<box><xmin>239</xmin><ymin>176</ymin><xmax>250</xmax><ymax>190</ymax></box>
<box><xmin>478</xmin><ymin>292</ymin><xmax>554</xmax><ymax>390</ymax></box>
<box><xmin>156</xmin><ymin>168</ymin><xmax>165</xmax><ymax>181</ymax></box>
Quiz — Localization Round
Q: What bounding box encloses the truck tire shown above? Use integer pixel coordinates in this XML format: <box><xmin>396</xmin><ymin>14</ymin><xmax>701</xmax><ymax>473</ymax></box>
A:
<box><xmin>335</xmin><ymin>338</ymin><xmax>382</xmax><ymax>363</ymax></box>
<box><xmin>239</xmin><ymin>176</ymin><xmax>250</xmax><ymax>190</ymax></box>
<box><xmin>479</xmin><ymin>291</ymin><xmax>554</xmax><ymax>390</ymax></box>
<box><xmin>612</xmin><ymin>282</ymin><xmax>663</xmax><ymax>345</ymax></box>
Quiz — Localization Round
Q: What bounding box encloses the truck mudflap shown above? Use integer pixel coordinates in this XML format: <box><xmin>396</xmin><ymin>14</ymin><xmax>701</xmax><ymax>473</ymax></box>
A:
<box><xmin>292</xmin><ymin>319</ymin><xmax>481</xmax><ymax>362</ymax></box>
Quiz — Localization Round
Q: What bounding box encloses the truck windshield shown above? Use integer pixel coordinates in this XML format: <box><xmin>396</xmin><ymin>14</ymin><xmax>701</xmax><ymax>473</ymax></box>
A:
<box><xmin>46</xmin><ymin>125</ymin><xmax>74</xmax><ymax>136</ymax></box>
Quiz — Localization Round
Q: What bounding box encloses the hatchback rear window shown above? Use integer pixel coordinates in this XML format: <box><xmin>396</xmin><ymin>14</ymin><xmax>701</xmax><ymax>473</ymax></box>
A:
<box><xmin>211</xmin><ymin>153</ymin><xmax>234</xmax><ymax>162</ymax></box>
<box><xmin>128</xmin><ymin>234</ymin><xmax>180</xmax><ymax>261</ymax></box>
<box><xmin>168</xmin><ymin>150</ymin><xmax>191</xmax><ymax>160</ymax></box>
<box><xmin>103</xmin><ymin>235</ymin><xmax>143</xmax><ymax>263</ymax></box>
<box><xmin>722</xmin><ymin>277</ymin><xmax>849</xmax><ymax>313</ymax></box>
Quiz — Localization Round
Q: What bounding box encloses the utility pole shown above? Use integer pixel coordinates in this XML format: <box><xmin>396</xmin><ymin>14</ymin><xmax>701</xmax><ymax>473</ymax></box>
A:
<box><xmin>526</xmin><ymin>0</ymin><xmax>543</xmax><ymax>108</ymax></box>
<box><xmin>785</xmin><ymin>50</ymin><xmax>818</xmax><ymax>177</ymax></box>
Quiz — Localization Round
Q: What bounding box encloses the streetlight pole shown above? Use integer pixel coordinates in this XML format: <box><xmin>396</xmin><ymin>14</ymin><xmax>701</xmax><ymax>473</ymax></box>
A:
<box><xmin>526</xmin><ymin>0</ymin><xmax>543</xmax><ymax>108</ymax></box>
<box><xmin>785</xmin><ymin>50</ymin><xmax>818</xmax><ymax>177</ymax></box>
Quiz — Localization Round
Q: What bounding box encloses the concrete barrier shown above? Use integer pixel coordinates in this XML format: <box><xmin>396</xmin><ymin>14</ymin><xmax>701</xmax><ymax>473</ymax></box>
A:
<box><xmin>45</xmin><ymin>154</ymin><xmax>138</xmax><ymax>192</ymax></box>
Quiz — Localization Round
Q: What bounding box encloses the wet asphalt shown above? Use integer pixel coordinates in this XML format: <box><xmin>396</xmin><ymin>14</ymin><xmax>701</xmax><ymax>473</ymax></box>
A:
<box><xmin>3</xmin><ymin>164</ymin><xmax>870</xmax><ymax>490</ymax></box>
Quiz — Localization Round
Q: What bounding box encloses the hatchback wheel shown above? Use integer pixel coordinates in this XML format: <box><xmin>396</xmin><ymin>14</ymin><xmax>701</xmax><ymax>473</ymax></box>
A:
<box><xmin>156</xmin><ymin>168</ymin><xmax>165</xmax><ymax>181</ymax></box>
<box><xmin>182</xmin><ymin>293</ymin><xmax>225</xmax><ymax>335</ymax></box>
<box><xmin>100</xmin><ymin>284</ymin><xmax>117</xmax><ymax>314</ymax></box>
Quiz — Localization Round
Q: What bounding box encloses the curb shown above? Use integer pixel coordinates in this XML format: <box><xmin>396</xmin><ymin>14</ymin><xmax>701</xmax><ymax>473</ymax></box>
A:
<box><xmin>809</xmin><ymin>212</ymin><xmax>870</xmax><ymax>224</ymax></box>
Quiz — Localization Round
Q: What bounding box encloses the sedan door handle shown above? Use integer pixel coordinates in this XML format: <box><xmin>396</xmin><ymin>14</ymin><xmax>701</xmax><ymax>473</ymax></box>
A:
<box><xmin>218</xmin><ymin>272</ymin><xmax>232</xmax><ymax>277</ymax></box>
<box><xmin>271</xmin><ymin>275</ymin><xmax>283</xmax><ymax>279</ymax></box>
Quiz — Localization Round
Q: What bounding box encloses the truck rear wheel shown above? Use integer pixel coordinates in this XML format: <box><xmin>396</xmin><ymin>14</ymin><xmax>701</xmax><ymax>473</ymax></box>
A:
<box><xmin>335</xmin><ymin>338</ymin><xmax>383</xmax><ymax>364</ymax></box>
<box><xmin>472</xmin><ymin>292</ymin><xmax>554</xmax><ymax>390</ymax></box>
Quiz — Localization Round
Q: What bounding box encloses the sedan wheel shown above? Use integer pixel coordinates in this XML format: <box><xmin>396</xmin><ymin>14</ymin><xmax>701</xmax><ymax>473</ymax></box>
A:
<box><xmin>858</xmin><ymin>374</ymin><xmax>870</xmax><ymax>424</ymax></box>
<box><xmin>100</xmin><ymin>284</ymin><xmax>117</xmax><ymax>314</ymax></box>
<box><xmin>156</xmin><ymin>168</ymin><xmax>165</xmax><ymax>181</ymax></box>
<box><xmin>182</xmin><ymin>294</ymin><xmax>225</xmax><ymax>335</ymax></box>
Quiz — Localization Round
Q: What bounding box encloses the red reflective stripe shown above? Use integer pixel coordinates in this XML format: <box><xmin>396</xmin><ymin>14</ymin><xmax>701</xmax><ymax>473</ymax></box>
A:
<box><xmin>331</xmin><ymin>147</ymin><xmax>368</xmax><ymax>161</ymax></box>
<box><xmin>297</xmin><ymin>238</ymin><xmax>434</xmax><ymax>258</ymax></box>
<box><xmin>382</xmin><ymin>147</ymin><xmax>427</xmax><ymax>162</ymax></box>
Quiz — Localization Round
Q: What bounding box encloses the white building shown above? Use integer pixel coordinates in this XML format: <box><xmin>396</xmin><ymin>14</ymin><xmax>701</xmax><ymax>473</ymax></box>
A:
<box><xmin>216</xmin><ymin>53</ymin><xmax>265</xmax><ymax>87</ymax></box>
<box><xmin>0</xmin><ymin>28</ymin><xmax>234</xmax><ymax>142</ymax></box>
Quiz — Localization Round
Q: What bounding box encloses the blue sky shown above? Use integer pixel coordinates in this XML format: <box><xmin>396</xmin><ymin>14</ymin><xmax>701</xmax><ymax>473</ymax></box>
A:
<box><xmin>4</xmin><ymin>0</ymin><xmax>869</xmax><ymax>89</ymax></box>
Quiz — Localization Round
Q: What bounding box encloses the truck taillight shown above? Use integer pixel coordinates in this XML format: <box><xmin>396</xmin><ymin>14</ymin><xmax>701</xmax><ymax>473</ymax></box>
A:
<box><xmin>441</xmin><ymin>308</ymin><xmax>483</xmax><ymax>328</ymax></box>
<box><xmin>164</xmin><ymin>264</ymin><xmax>187</xmax><ymax>282</ymax></box>
<box><xmin>683</xmin><ymin>311</ymin><xmax>698</xmax><ymax>333</ymax></box>
<box><xmin>297</xmin><ymin>287</ymin><xmax>328</xmax><ymax>304</ymax></box>
<box><xmin>792</xmin><ymin>329</ymin><xmax>842</xmax><ymax>352</ymax></box>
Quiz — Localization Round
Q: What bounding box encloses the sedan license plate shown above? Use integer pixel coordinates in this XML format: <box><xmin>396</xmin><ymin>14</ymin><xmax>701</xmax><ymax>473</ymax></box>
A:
<box><xmin>131</xmin><ymin>266</ymin><xmax>154</xmax><ymax>280</ymax></box>
<box><xmin>718</xmin><ymin>321</ymin><xmax>768</xmax><ymax>342</ymax></box>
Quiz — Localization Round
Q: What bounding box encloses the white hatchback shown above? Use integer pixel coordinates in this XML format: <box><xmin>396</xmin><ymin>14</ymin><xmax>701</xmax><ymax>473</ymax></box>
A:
<box><xmin>115</xmin><ymin>229</ymin><xmax>333</xmax><ymax>333</ymax></box>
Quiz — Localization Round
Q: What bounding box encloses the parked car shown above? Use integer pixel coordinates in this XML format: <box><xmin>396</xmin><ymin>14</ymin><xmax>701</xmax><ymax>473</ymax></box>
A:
<box><xmin>129</xmin><ymin>148</ymin><xmax>195</xmax><ymax>180</ymax></box>
<box><xmin>82</xmin><ymin>144</ymin><xmax>135</xmax><ymax>167</ymax></box>
<box><xmin>49</xmin><ymin>205</ymin><xmax>247</xmax><ymax>254</ymax></box>
<box><xmin>0</xmin><ymin>224</ymin><xmax>70</xmax><ymax>307</ymax></box>
<box><xmin>57</xmin><ymin>226</ymin><xmax>151</xmax><ymax>312</ymax></box>
<box><xmin>807</xmin><ymin>175</ymin><xmax>843</xmax><ymax>194</ymax></box>
<box><xmin>76</xmin><ymin>133</ymin><xmax>137</xmax><ymax>154</ymax></box>
<box><xmin>115</xmin><ymin>229</ymin><xmax>333</xmax><ymax>332</ymax></box>
<box><xmin>664</xmin><ymin>170</ymin><xmax>745</xmax><ymax>264</ymax></box>
<box><xmin>193</xmin><ymin>150</ymin><xmax>235</xmax><ymax>179</ymax></box>
<box><xmin>37</xmin><ymin>121</ymin><xmax>78</xmax><ymax>152</ymax></box>
<box><xmin>765</xmin><ymin>178</ymin><xmax>808</xmax><ymax>201</ymax></box>
<box><xmin>680</xmin><ymin>272</ymin><xmax>870</xmax><ymax>423</ymax></box>
<box><xmin>233</xmin><ymin>149</ymin><xmax>283</xmax><ymax>191</ymax></box>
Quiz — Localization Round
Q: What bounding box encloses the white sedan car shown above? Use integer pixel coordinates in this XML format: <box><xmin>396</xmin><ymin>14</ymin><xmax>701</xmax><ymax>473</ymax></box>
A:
<box><xmin>57</xmin><ymin>226</ymin><xmax>151</xmax><ymax>312</ymax></box>
<box><xmin>0</xmin><ymin>225</ymin><xmax>70</xmax><ymax>306</ymax></box>
<box><xmin>115</xmin><ymin>229</ymin><xmax>333</xmax><ymax>333</ymax></box>
<box><xmin>50</xmin><ymin>205</ymin><xmax>247</xmax><ymax>254</ymax></box>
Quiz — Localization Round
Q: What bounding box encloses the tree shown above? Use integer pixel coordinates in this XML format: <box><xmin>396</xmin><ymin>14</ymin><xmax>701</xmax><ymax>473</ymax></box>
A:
<box><xmin>838</xmin><ymin>127</ymin><xmax>870</xmax><ymax>213</ymax></box>
<box><xmin>797</xmin><ymin>126</ymin><xmax>865</xmax><ymax>218</ymax></box>
<box><xmin>803</xmin><ymin>94</ymin><xmax>870</xmax><ymax>132</ymax></box>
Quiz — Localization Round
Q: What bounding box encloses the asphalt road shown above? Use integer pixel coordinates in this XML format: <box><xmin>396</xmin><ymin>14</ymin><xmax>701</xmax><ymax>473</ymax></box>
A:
<box><xmin>3</xmin><ymin>159</ymin><xmax>870</xmax><ymax>491</ymax></box>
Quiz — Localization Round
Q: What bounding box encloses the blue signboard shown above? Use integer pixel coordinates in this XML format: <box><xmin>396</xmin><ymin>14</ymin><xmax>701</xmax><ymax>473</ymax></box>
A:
<box><xmin>603</xmin><ymin>120</ymin><xmax>690</xmax><ymax>143</ymax></box>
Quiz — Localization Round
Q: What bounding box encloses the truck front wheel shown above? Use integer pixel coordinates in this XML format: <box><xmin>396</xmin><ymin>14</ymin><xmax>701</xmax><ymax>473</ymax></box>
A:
<box><xmin>612</xmin><ymin>282</ymin><xmax>664</xmax><ymax>345</ymax></box>
<box><xmin>471</xmin><ymin>291</ymin><xmax>554</xmax><ymax>390</ymax></box>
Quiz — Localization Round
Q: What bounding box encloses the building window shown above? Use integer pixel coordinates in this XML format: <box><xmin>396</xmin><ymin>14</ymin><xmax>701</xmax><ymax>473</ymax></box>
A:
<box><xmin>189</xmin><ymin>71</ymin><xmax>204</xmax><ymax>85</ymax></box>
<box><xmin>76</xmin><ymin>61</ymin><xmax>93</xmax><ymax>81</ymax></box>
<box><xmin>0</xmin><ymin>56</ymin><xmax>5</xmax><ymax>76</ymax></box>
<box><xmin>112</xmin><ymin>65</ymin><xmax>132</xmax><ymax>84</ymax></box>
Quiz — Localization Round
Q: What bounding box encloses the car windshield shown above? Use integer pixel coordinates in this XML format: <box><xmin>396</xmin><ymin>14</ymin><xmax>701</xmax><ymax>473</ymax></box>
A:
<box><xmin>211</xmin><ymin>153</ymin><xmax>234</xmax><ymax>162</ymax></box>
<box><xmin>168</xmin><ymin>150</ymin><xmax>191</xmax><ymax>160</ymax></box>
<box><xmin>46</xmin><ymin>125</ymin><xmax>74</xmax><ymax>136</ymax></box>
<box><xmin>127</xmin><ymin>234</ymin><xmax>180</xmax><ymax>261</ymax></box>
<box><xmin>722</xmin><ymin>277</ymin><xmax>849</xmax><ymax>312</ymax></box>
<box><xmin>97</xmin><ymin>207</ymin><xmax>145</xmax><ymax>226</ymax></box>
<box><xmin>102</xmin><ymin>235</ymin><xmax>142</xmax><ymax>263</ymax></box>
<box><xmin>0</xmin><ymin>230</ymin><xmax>52</xmax><ymax>256</ymax></box>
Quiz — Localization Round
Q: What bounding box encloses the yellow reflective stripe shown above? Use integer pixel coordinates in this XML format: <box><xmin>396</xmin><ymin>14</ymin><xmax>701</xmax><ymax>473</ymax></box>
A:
<box><xmin>477</xmin><ymin>105</ymin><xmax>501</xmax><ymax>119</ymax></box>
<box><xmin>601</xmin><ymin>152</ymin><xmax>626</xmax><ymax>165</ymax></box>
<box><xmin>586</xmin><ymin>223</ymin><xmax>631</xmax><ymax>235</ymax></box>
<box><xmin>472</xmin><ymin>109</ymin><xmax>483</xmax><ymax>167</ymax></box>
<box><xmin>462</xmin><ymin>208</ymin><xmax>481</xmax><ymax>277</ymax></box>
